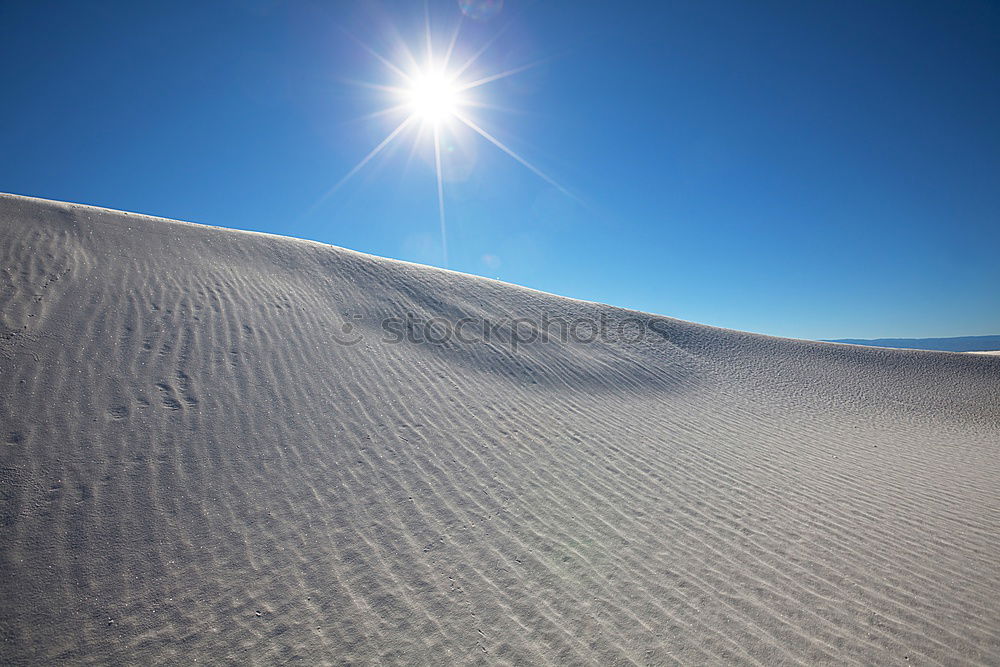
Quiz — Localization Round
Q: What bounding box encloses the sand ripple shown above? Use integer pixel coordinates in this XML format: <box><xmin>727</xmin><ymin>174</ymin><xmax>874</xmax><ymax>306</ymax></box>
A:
<box><xmin>1</xmin><ymin>195</ymin><xmax>999</xmax><ymax>665</ymax></box>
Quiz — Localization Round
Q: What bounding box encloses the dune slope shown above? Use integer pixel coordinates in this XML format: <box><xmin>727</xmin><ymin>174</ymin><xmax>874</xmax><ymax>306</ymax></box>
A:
<box><xmin>1</xmin><ymin>194</ymin><xmax>999</xmax><ymax>665</ymax></box>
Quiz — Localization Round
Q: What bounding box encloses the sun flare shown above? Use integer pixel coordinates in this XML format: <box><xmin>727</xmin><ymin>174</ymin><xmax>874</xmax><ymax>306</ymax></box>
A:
<box><xmin>317</xmin><ymin>17</ymin><xmax>569</xmax><ymax>267</ymax></box>
<box><xmin>406</xmin><ymin>71</ymin><xmax>462</xmax><ymax>124</ymax></box>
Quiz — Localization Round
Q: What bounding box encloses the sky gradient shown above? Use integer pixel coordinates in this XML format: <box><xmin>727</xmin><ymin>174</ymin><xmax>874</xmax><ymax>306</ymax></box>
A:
<box><xmin>2</xmin><ymin>0</ymin><xmax>998</xmax><ymax>340</ymax></box>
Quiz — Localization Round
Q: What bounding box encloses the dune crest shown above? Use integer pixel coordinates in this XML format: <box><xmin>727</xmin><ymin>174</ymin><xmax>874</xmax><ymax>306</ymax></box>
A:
<box><xmin>1</xmin><ymin>194</ymin><xmax>998</xmax><ymax>665</ymax></box>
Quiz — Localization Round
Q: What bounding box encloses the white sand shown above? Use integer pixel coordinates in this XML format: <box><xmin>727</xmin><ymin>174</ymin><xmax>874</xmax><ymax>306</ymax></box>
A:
<box><xmin>968</xmin><ymin>350</ymin><xmax>1000</xmax><ymax>355</ymax></box>
<box><xmin>1</xmin><ymin>193</ymin><xmax>999</xmax><ymax>665</ymax></box>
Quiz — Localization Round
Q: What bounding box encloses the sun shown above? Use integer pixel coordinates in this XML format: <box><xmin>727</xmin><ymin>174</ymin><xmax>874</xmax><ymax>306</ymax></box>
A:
<box><xmin>315</xmin><ymin>17</ymin><xmax>570</xmax><ymax>267</ymax></box>
<box><xmin>406</xmin><ymin>71</ymin><xmax>462</xmax><ymax>125</ymax></box>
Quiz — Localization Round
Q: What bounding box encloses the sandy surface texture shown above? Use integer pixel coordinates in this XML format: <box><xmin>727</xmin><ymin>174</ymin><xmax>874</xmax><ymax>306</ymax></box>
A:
<box><xmin>2</xmin><ymin>194</ymin><xmax>999</xmax><ymax>665</ymax></box>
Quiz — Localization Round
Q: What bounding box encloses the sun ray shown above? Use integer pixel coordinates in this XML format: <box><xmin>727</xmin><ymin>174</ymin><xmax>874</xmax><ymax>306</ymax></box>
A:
<box><xmin>380</xmin><ymin>20</ymin><xmax>422</xmax><ymax>75</ymax></box>
<box><xmin>457</xmin><ymin>59</ymin><xmax>547</xmax><ymax>91</ymax></box>
<box><xmin>423</xmin><ymin>3</ymin><xmax>434</xmax><ymax>66</ymax></box>
<box><xmin>459</xmin><ymin>99</ymin><xmax>538</xmax><ymax>116</ymax></box>
<box><xmin>441</xmin><ymin>16</ymin><xmax>464</xmax><ymax>71</ymax></box>
<box><xmin>433</xmin><ymin>124</ymin><xmax>449</xmax><ymax>266</ymax></box>
<box><xmin>355</xmin><ymin>103</ymin><xmax>412</xmax><ymax>123</ymax></box>
<box><xmin>402</xmin><ymin>122</ymin><xmax>430</xmax><ymax>175</ymax></box>
<box><xmin>308</xmin><ymin>116</ymin><xmax>415</xmax><ymax>214</ymax></box>
<box><xmin>451</xmin><ymin>35</ymin><xmax>498</xmax><ymax>81</ymax></box>
<box><xmin>454</xmin><ymin>112</ymin><xmax>572</xmax><ymax>197</ymax></box>
<box><xmin>340</xmin><ymin>79</ymin><xmax>409</xmax><ymax>95</ymax></box>
<box><xmin>338</xmin><ymin>26</ymin><xmax>411</xmax><ymax>82</ymax></box>
<box><xmin>451</xmin><ymin>13</ymin><xmax>519</xmax><ymax>79</ymax></box>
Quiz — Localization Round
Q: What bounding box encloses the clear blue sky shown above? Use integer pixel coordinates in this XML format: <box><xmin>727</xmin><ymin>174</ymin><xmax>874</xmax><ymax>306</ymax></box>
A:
<box><xmin>2</xmin><ymin>0</ymin><xmax>998</xmax><ymax>340</ymax></box>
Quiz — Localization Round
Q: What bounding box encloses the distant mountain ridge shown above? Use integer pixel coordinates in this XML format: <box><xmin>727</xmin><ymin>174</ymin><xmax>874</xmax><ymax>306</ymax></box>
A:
<box><xmin>824</xmin><ymin>335</ymin><xmax>1000</xmax><ymax>352</ymax></box>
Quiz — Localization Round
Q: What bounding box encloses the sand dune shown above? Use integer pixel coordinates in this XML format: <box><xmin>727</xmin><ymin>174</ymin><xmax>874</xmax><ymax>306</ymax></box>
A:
<box><xmin>1</xmin><ymin>194</ymin><xmax>999</xmax><ymax>665</ymax></box>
